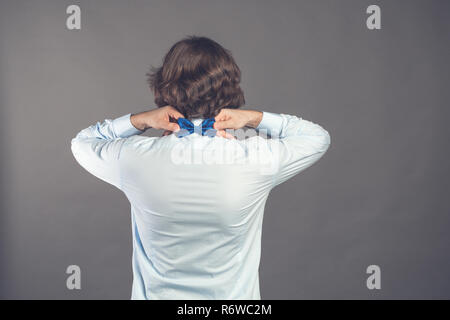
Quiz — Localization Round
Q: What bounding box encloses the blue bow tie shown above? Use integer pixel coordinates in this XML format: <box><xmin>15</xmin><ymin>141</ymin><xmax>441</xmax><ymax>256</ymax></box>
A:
<box><xmin>175</xmin><ymin>118</ymin><xmax>217</xmax><ymax>138</ymax></box>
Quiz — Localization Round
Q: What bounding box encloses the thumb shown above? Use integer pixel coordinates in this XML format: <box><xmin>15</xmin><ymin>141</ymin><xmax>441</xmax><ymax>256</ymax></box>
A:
<box><xmin>216</xmin><ymin>129</ymin><xmax>236</xmax><ymax>140</ymax></box>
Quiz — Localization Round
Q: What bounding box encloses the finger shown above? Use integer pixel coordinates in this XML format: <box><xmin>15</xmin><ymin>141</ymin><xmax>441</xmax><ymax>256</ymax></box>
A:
<box><xmin>214</xmin><ymin>109</ymin><xmax>230</xmax><ymax>121</ymax></box>
<box><xmin>164</xmin><ymin>122</ymin><xmax>180</xmax><ymax>132</ymax></box>
<box><xmin>214</xmin><ymin>119</ymin><xmax>234</xmax><ymax>130</ymax></box>
<box><xmin>168</xmin><ymin>107</ymin><xmax>185</xmax><ymax>119</ymax></box>
<box><xmin>162</xmin><ymin>130</ymin><xmax>172</xmax><ymax>136</ymax></box>
<box><xmin>216</xmin><ymin>130</ymin><xmax>226</xmax><ymax>138</ymax></box>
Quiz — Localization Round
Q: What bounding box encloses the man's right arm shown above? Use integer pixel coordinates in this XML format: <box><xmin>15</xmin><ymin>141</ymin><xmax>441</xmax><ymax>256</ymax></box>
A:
<box><xmin>255</xmin><ymin>111</ymin><xmax>331</xmax><ymax>187</ymax></box>
<box><xmin>214</xmin><ymin>108</ymin><xmax>331</xmax><ymax>187</ymax></box>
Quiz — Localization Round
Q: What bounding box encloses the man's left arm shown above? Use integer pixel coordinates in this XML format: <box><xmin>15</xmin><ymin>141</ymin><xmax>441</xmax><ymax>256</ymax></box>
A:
<box><xmin>71</xmin><ymin>113</ymin><xmax>144</xmax><ymax>188</ymax></box>
<box><xmin>71</xmin><ymin>106</ymin><xmax>185</xmax><ymax>188</ymax></box>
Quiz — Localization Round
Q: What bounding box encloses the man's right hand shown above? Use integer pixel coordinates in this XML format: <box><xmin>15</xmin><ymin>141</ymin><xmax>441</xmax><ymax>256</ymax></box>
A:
<box><xmin>213</xmin><ymin>109</ymin><xmax>263</xmax><ymax>130</ymax></box>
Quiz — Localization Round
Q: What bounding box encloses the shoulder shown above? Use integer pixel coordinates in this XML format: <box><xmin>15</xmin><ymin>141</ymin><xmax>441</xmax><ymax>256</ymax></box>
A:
<box><xmin>120</xmin><ymin>135</ymin><xmax>169</xmax><ymax>154</ymax></box>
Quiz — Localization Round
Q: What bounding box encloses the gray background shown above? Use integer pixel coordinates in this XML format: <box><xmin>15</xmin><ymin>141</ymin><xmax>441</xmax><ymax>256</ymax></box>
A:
<box><xmin>1</xmin><ymin>0</ymin><xmax>449</xmax><ymax>299</ymax></box>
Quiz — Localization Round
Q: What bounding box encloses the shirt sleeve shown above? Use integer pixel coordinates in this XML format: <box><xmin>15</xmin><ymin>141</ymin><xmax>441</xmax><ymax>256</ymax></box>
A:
<box><xmin>70</xmin><ymin>113</ymin><xmax>144</xmax><ymax>188</ymax></box>
<box><xmin>256</xmin><ymin>111</ymin><xmax>331</xmax><ymax>187</ymax></box>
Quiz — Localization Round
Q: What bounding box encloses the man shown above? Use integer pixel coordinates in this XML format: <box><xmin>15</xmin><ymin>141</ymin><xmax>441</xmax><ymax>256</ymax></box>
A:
<box><xmin>71</xmin><ymin>36</ymin><xmax>331</xmax><ymax>299</ymax></box>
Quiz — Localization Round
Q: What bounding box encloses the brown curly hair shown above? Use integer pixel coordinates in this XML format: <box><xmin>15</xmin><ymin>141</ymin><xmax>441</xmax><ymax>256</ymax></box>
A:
<box><xmin>147</xmin><ymin>35</ymin><xmax>245</xmax><ymax>119</ymax></box>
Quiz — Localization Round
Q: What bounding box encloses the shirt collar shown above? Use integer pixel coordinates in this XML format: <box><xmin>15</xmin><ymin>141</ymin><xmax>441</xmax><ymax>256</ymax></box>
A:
<box><xmin>190</xmin><ymin>118</ymin><xmax>205</xmax><ymax>126</ymax></box>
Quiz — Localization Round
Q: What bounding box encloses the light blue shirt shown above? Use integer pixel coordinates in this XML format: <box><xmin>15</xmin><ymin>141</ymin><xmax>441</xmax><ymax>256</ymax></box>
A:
<box><xmin>71</xmin><ymin>111</ymin><xmax>331</xmax><ymax>299</ymax></box>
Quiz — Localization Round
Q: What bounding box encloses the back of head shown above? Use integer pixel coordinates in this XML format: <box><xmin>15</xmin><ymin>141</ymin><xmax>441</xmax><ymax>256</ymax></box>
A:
<box><xmin>147</xmin><ymin>35</ymin><xmax>245</xmax><ymax>119</ymax></box>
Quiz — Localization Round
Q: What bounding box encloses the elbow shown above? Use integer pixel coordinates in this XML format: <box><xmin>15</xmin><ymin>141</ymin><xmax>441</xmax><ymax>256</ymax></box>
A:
<box><xmin>70</xmin><ymin>137</ymin><xmax>83</xmax><ymax>164</ymax></box>
<box><xmin>301</xmin><ymin>120</ymin><xmax>331</xmax><ymax>153</ymax></box>
<box><xmin>322</xmin><ymin>129</ymin><xmax>331</xmax><ymax>151</ymax></box>
<box><xmin>315</xmin><ymin>126</ymin><xmax>331</xmax><ymax>154</ymax></box>
<box><xmin>70</xmin><ymin>137</ymin><xmax>78</xmax><ymax>156</ymax></box>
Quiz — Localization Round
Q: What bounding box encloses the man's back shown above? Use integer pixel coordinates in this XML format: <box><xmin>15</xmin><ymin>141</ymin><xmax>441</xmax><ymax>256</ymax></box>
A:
<box><xmin>71</xmin><ymin>111</ymin><xmax>331</xmax><ymax>299</ymax></box>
